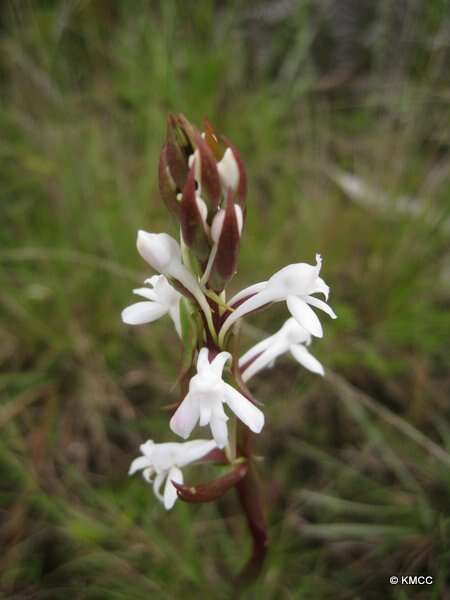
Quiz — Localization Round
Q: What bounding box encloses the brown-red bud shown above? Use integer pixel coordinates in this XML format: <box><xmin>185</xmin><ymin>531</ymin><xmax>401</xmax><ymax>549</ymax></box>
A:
<box><xmin>208</xmin><ymin>190</ymin><xmax>243</xmax><ymax>291</ymax></box>
<box><xmin>203</xmin><ymin>119</ymin><xmax>247</xmax><ymax>209</ymax></box>
<box><xmin>173</xmin><ymin>462</ymin><xmax>248</xmax><ymax>504</ymax></box>
<box><xmin>166</xmin><ymin>113</ymin><xmax>193</xmax><ymax>163</ymax></box>
<box><xmin>158</xmin><ymin>114</ymin><xmax>248</xmax><ymax>265</ymax></box>
<box><xmin>179</xmin><ymin>165</ymin><xmax>211</xmax><ymax>261</ymax></box>
<box><xmin>177</xmin><ymin>114</ymin><xmax>222</xmax><ymax>211</ymax></box>
<box><xmin>203</xmin><ymin>118</ymin><xmax>225</xmax><ymax>160</ymax></box>
<box><xmin>158</xmin><ymin>143</ymin><xmax>183</xmax><ymax>218</ymax></box>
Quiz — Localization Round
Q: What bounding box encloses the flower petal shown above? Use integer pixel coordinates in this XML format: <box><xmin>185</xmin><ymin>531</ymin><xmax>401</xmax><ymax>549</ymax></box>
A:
<box><xmin>210</xmin><ymin>416</ymin><xmax>229</xmax><ymax>448</ymax></box>
<box><xmin>128</xmin><ymin>455</ymin><xmax>150</xmax><ymax>476</ymax></box>
<box><xmin>164</xmin><ymin>466</ymin><xmax>183</xmax><ymax>510</ymax></box>
<box><xmin>266</xmin><ymin>262</ymin><xmax>320</xmax><ymax>299</ymax></box>
<box><xmin>199</xmin><ymin>406</ymin><xmax>212</xmax><ymax>427</ymax></box>
<box><xmin>168</xmin><ymin>303</ymin><xmax>182</xmax><ymax>337</ymax></box>
<box><xmin>196</xmin><ymin>347</ymin><xmax>211</xmax><ymax>375</ymax></box>
<box><xmin>305</xmin><ymin>295</ymin><xmax>337</xmax><ymax>319</ymax></box>
<box><xmin>121</xmin><ymin>301</ymin><xmax>167</xmax><ymax>325</ymax></box>
<box><xmin>311</xmin><ymin>277</ymin><xmax>330</xmax><ymax>300</ymax></box>
<box><xmin>286</xmin><ymin>295</ymin><xmax>323</xmax><ymax>338</ymax></box>
<box><xmin>139</xmin><ymin>440</ymin><xmax>155</xmax><ymax>456</ymax></box>
<box><xmin>290</xmin><ymin>344</ymin><xmax>324</xmax><ymax>376</ymax></box>
<box><xmin>219</xmin><ymin>289</ymin><xmax>274</xmax><ymax>343</ymax></box>
<box><xmin>132</xmin><ymin>287</ymin><xmax>158</xmax><ymax>301</ymax></box>
<box><xmin>228</xmin><ymin>281</ymin><xmax>268</xmax><ymax>307</ymax></box>
<box><xmin>152</xmin><ymin>471</ymin><xmax>166</xmax><ymax>503</ymax></box>
<box><xmin>177</xmin><ymin>439</ymin><xmax>217</xmax><ymax>468</ymax></box>
<box><xmin>239</xmin><ymin>335</ymin><xmax>273</xmax><ymax>367</ymax></box>
<box><xmin>144</xmin><ymin>275</ymin><xmax>160</xmax><ymax>287</ymax></box>
<box><xmin>168</xmin><ymin>261</ymin><xmax>209</xmax><ymax>315</ymax></box>
<box><xmin>283</xmin><ymin>318</ymin><xmax>311</xmax><ymax>345</ymax></box>
<box><xmin>223</xmin><ymin>383</ymin><xmax>264</xmax><ymax>434</ymax></box>
<box><xmin>210</xmin><ymin>351</ymin><xmax>231</xmax><ymax>377</ymax></box>
<box><xmin>142</xmin><ymin>467</ymin><xmax>154</xmax><ymax>483</ymax></box>
<box><xmin>240</xmin><ymin>340</ymin><xmax>285</xmax><ymax>383</ymax></box>
<box><xmin>170</xmin><ymin>395</ymin><xmax>200</xmax><ymax>440</ymax></box>
<box><xmin>217</xmin><ymin>147</ymin><xmax>240</xmax><ymax>192</ymax></box>
<box><xmin>137</xmin><ymin>231</ymin><xmax>181</xmax><ymax>273</ymax></box>
<box><xmin>211</xmin><ymin>209</ymin><xmax>225</xmax><ymax>243</ymax></box>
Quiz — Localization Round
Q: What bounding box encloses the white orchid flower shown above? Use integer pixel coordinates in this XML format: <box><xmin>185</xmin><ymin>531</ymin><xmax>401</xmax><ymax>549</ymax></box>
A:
<box><xmin>136</xmin><ymin>231</ymin><xmax>212</xmax><ymax>321</ymax></box>
<box><xmin>129</xmin><ymin>438</ymin><xmax>217</xmax><ymax>510</ymax></box>
<box><xmin>121</xmin><ymin>275</ymin><xmax>182</xmax><ymax>336</ymax></box>
<box><xmin>239</xmin><ymin>318</ymin><xmax>324</xmax><ymax>382</ymax></box>
<box><xmin>219</xmin><ymin>254</ymin><xmax>336</xmax><ymax>344</ymax></box>
<box><xmin>170</xmin><ymin>348</ymin><xmax>264</xmax><ymax>448</ymax></box>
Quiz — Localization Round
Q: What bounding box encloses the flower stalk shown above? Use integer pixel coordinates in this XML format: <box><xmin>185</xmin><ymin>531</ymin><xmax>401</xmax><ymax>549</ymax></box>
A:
<box><xmin>121</xmin><ymin>114</ymin><xmax>336</xmax><ymax>583</ymax></box>
<box><xmin>236</xmin><ymin>449</ymin><xmax>268</xmax><ymax>583</ymax></box>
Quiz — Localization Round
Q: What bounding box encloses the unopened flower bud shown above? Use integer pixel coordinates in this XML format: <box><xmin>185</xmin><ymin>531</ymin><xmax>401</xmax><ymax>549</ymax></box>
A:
<box><xmin>158</xmin><ymin>143</ymin><xmax>184</xmax><ymax>218</ymax></box>
<box><xmin>179</xmin><ymin>165</ymin><xmax>211</xmax><ymax>261</ymax></box>
<box><xmin>159</xmin><ymin>114</ymin><xmax>224</xmax><ymax>218</ymax></box>
<box><xmin>177</xmin><ymin>115</ymin><xmax>222</xmax><ymax>211</ymax></box>
<box><xmin>159</xmin><ymin>115</ymin><xmax>247</xmax><ymax>233</ymax></box>
<box><xmin>217</xmin><ymin>148</ymin><xmax>240</xmax><ymax>192</ymax></box>
<box><xmin>166</xmin><ymin>113</ymin><xmax>193</xmax><ymax>164</ymax></box>
<box><xmin>173</xmin><ymin>462</ymin><xmax>248</xmax><ymax>504</ymax></box>
<box><xmin>203</xmin><ymin>118</ymin><xmax>224</xmax><ymax>160</ymax></box>
<box><xmin>208</xmin><ymin>192</ymin><xmax>243</xmax><ymax>291</ymax></box>
<box><xmin>203</xmin><ymin>119</ymin><xmax>247</xmax><ymax>209</ymax></box>
<box><xmin>220</xmin><ymin>139</ymin><xmax>247</xmax><ymax>209</ymax></box>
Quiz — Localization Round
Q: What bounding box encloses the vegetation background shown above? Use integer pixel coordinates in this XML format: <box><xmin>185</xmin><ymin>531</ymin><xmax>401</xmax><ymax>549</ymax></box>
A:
<box><xmin>1</xmin><ymin>1</ymin><xmax>449</xmax><ymax>598</ymax></box>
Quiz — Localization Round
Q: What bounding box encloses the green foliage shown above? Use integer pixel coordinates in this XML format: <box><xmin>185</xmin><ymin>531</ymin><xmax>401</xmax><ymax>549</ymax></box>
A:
<box><xmin>0</xmin><ymin>1</ymin><xmax>449</xmax><ymax>598</ymax></box>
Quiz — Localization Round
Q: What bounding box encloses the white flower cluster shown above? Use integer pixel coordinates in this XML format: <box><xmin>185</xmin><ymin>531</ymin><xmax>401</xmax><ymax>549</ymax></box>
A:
<box><xmin>122</xmin><ymin>230</ymin><xmax>336</xmax><ymax>509</ymax></box>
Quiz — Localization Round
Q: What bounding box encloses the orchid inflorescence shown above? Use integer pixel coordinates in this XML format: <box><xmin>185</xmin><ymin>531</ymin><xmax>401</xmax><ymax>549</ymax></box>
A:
<box><xmin>122</xmin><ymin>114</ymin><xmax>336</xmax><ymax>578</ymax></box>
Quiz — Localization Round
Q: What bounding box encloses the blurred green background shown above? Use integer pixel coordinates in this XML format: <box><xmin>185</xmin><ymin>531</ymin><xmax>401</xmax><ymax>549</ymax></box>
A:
<box><xmin>1</xmin><ymin>1</ymin><xmax>449</xmax><ymax>598</ymax></box>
